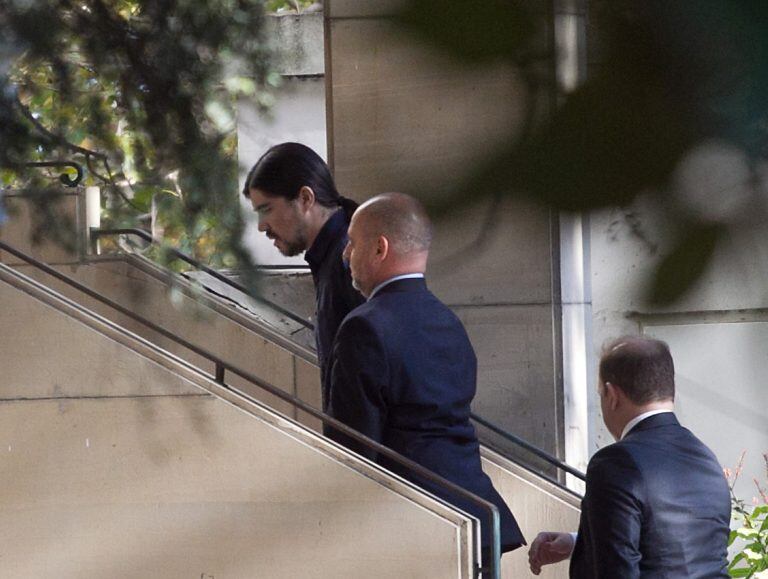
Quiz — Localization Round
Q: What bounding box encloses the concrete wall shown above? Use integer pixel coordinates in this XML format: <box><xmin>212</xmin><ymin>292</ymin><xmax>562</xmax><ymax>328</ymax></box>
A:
<box><xmin>324</xmin><ymin>0</ymin><xmax>563</xmax><ymax>465</ymax></box>
<box><xmin>0</xmin><ymin>190</ymin><xmax>84</xmax><ymax>265</ymax></box>
<box><xmin>12</xmin><ymin>256</ymin><xmax>322</xmax><ymax>428</ymax></box>
<box><xmin>0</xmin><ymin>264</ymin><xmax>475</xmax><ymax>578</ymax></box>
<box><xmin>482</xmin><ymin>448</ymin><xmax>581</xmax><ymax>578</ymax></box>
<box><xmin>238</xmin><ymin>12</ymin><xmax>327</xmax><ymax>267</ymax></box>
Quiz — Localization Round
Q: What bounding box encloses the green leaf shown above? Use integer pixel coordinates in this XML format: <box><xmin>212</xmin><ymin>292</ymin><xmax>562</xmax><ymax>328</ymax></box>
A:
<box><xmin>648</xmin><ymin>222</ymin><xmax>723</xmax><ymax>306</ymax></box>
<box><xmin>131</xmin><ymin>187</ymin><xmax>155</xmax><ymax>213</ymax></box>
<box><xmin>738</xmin><ymin>527</ymin><xmax>760</xmax><ymax>539</ymax></box>
<box><xmin>730</xmin><ymin>552</ymin><xmax>747</xmax><ymax>569</ymax></box>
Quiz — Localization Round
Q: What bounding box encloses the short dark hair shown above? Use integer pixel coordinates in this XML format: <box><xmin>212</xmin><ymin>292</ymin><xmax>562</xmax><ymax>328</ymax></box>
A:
<box><xmin>599</xmin><ymin>336</ymin><xmax>675</xmax><ymax>404</ymax></box>
<box><xmin>242</xmin><ymin>142</ymin><xmax>357</xmax><ymax>219</ymax></box>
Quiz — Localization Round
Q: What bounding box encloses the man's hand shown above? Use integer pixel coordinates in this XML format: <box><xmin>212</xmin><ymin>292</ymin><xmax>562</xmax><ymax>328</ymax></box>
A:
<box><xmin>528</xmin><ymin>531</ymin><xmax>575</xmax><ymax>575</ymax></box>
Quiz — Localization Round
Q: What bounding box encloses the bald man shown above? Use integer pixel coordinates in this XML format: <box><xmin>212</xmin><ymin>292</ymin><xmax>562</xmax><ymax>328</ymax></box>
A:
<box><xmin>328</xmin><ymin>193</ymin><xmax>525</xmax><ymax>561</ymax></box>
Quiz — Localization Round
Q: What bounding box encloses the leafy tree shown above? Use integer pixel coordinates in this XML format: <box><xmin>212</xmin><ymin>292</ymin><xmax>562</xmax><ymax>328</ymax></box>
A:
<box><xmin>4</xmin><ymin>0</ymin><xmax>768</xmax><ymax>303</ymax></box>
<box><xmin>0</xmin><ymin>0</ymin><xmax>276</xmax><ymax>271</ymax></box>
<box><xmin>267</xmin><ymin>0</ymin><xmax>317</xmax><ymax>13</ymax></box>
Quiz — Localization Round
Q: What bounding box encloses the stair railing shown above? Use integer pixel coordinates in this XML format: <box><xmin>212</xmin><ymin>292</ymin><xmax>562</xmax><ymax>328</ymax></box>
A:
<box><xmin>92</xmin><ymin>227</ymin><xmax>587</xmax><ymax>491</ymax></box>
<box><xmin>0</xmin><ymin>238</ymin><xmax>503</xmax><ymax>579</ymax></box>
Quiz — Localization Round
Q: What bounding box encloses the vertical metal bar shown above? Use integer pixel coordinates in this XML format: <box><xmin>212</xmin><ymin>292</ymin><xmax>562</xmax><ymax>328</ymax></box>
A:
<box><xmin>490</xmin><ymin>507</ymin><xmax>501</xmax><ymax>579</ymax></box>
<box><xmin>554</xmin><ymin>0</ymin><xmax>591</xmax><ymax>494</ymax></box>
<box><xmin>215</xmin><ymin>362</ymin><xmax>225</xmax><ymax>384</ymax></box>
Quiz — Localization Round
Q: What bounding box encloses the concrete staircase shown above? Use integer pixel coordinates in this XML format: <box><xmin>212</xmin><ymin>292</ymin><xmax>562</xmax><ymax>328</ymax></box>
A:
<box><xmin>0</xmin><ymin>192</ymin><xmax>579</xmax><ymax>576</ymax></box>
<box><xmin>0</xmin><ymin>263</ymin><xmax>477</xmax><ymax>578</ymax></box>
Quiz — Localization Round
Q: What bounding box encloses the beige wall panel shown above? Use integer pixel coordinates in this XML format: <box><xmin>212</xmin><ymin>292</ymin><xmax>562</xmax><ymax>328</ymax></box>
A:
<box><xmin>457</xmin><ymin>305</ymin><xmax>559</xmax><ymax>457</ymax></box>
<box><xmin>482</xmin><ymin>448</ymin><xmax>581</xmax><ymax>579</ymax></box>
<box><xmin>327</xmin><ymin>11</ymin><xmax>561</xmax><ymax>470</ymax></box>
<box><xmin>429</xmin><ymin>197</ymin><xmax>554</xmax><ymax>305</ymax></box>
<box><xmin>13</xmin><ymin>261</ymin><xmax>299</xmax><ymax>417</ymax></box>
<box><xmin>328</xmin><ymin>20</ymin><xmax>526</xmax><ymax>202</ymax></box>
<box><xmin>0</xmin><ymin>279</ymin><xmax>200</xmax><ymax>399</ymax></box>
<box><xmin>0</xmin><ymin>192</ymin><xmax>81</xmax><ymax>265</ymax></box>
<box><xmin>295</xmin><ymin>355</ymin><xmax>323</xmax><ymax>431</ymax></box>
<box><xmin>0</xmin><ymin>396</ymin><xmax>469</xmax><ymax>578</ymax></box>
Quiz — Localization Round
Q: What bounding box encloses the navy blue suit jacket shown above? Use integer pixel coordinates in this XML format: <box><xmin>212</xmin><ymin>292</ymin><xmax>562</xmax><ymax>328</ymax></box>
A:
<box><xmin>328</xmin><ymin>277</ymin><xmax>524</xmax><ymax>552</ymax></box>
<box><xmin>570</xmin><ymin>412</ymin><xmax>730</xmax><ymax>578</ymax></box>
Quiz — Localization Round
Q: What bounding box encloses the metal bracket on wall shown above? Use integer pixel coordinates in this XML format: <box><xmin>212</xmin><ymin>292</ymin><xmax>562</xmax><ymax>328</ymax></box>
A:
<box><xmin>2</xmin><ymin>160</ymin><xmax>85</xmax><ymax>188</ymax></box>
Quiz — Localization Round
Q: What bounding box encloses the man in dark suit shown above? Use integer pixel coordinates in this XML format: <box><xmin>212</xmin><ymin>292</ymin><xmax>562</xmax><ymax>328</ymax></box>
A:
<box><xmin>528</xmin><ymin>336</ymin><xmax>731</xmax><ymax>578</ymax></box>
<box><xmin>327</xmin><ymin>193</ymin><xmax>525</xmax><ymax>563</ymax></box>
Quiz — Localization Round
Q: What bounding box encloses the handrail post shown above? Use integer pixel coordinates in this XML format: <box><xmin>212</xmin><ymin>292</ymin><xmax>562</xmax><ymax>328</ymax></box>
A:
<box><xmin>476</xmin><ymin>507</ymin><xmax>501</xmax><ymax>579</ymax></box>
<box><xmin>215</xmin><ymin>362</ymin><xmax>225</xmax><ymax>384</ymax></box>
<box><xmin>491</xmin><ymin>507</ymin><xmax>501</xmax><ymax>579</ymax></box>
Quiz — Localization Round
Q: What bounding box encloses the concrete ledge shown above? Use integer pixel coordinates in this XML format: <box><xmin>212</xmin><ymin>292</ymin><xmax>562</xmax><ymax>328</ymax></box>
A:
<box><xmin>327</xmin><ymin>0</ymin><xmax>407</xmax><ymax>18</ymax></box>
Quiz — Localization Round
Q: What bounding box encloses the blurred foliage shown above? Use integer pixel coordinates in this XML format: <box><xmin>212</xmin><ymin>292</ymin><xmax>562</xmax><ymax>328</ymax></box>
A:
<box><xmin>726</xmin><ymin>452</ymin><xmax>768</xmax><ymax>577</ymax></box>
<box><xmin>4</xmin><ymin>0</ymin><xmax>768</xmax><ymax>304</ymax></box>
<box><xmin>266</xmin><ymin>0</ymin><xmax>316</xmax><ymax>13</ymax></box>
<box><xmin>0</xmin><ymin>0</ymin><xmax>276</xmax><ymax>274</ymax></box>
<box><xmin>396</xmin><ymin>0</ymin><xmax>768</xmax><ymax>305</ymax></box>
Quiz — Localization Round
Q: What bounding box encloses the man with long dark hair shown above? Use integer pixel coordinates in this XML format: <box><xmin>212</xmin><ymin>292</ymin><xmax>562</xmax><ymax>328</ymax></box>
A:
<box><xmin>243</xmin><ymin>143</ymin><xmax>364</xmax><ymax>410</ymax></box>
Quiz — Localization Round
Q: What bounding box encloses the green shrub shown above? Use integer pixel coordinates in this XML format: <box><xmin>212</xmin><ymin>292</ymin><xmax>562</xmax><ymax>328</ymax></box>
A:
<box><xmin>726</xmin><ymin>452</ymin><xmax>768</xmax><ymax>578</ymax></box>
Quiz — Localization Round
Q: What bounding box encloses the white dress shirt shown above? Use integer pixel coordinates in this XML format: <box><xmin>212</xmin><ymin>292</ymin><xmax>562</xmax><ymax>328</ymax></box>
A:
<box><xmin>367</xmin><ymin>273</ymin><xmax>425</xmax><ymax>300</ymax></box>
<box><xmin>620</xmin><ymin>409</ymin><xmax>674</xmax><ymax>440</ymax></box>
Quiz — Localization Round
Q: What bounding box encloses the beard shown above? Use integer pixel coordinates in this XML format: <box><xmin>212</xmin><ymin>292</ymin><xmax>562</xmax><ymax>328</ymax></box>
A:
<box><xmin>278</xmin><ymin>238</ymin><xmax>306</xmax><ymax>257</ymax></box>
<box><xmin>274</xmin><ymin>224</ymin><xmax>308</xmax><ymax>257</ymax></box>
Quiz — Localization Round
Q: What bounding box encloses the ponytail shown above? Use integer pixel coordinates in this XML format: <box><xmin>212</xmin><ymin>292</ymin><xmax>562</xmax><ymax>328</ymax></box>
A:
<box><xmin>338</xmin><ymin>196</ymin><xmax>359</xmax><ymax>221</ymax></box>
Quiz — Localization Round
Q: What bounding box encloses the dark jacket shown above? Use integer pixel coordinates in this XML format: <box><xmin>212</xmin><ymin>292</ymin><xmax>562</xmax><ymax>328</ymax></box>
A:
<box><xmin>570</xmin><ymin>412</ymin><xmax>730</xmax><ymax>578</ymax></box>
<box><xmin>304</xmin><ymin>209</ymin><xmax>364</xmax><ymax>409</ymax></box>
<box><xmin>328</xmin><ymin>277</ymin><xmax>525</xmax><ymax>552</ymax></box>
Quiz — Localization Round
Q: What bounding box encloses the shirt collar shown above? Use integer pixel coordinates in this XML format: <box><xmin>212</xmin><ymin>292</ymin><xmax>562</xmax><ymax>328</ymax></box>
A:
<box><xmin>304</xmin><ymin>209</ymin><xmax>346</xmax><ymax>271</ymax></box>
<box><xmin>368</xmin><ymin>273</ymin><xmax>425</xmax><ymax>300</ymax></box>
<box><xmin>621</xmin><ymin>409</ymin><xmax>674</xmax><ymax>440</ymax></box>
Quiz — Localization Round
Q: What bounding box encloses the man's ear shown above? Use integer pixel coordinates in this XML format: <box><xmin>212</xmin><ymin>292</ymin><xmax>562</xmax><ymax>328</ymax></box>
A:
<box><xmin>376</xmin><ymin>235</ymin><xmax>389</xmax><ymax>261</ymax></box>
<box><xmin>604</xmin><ymin>382</ymin><xmax>621</xmax><ymax>411</ymax></box>
<box><xmin>297</xmin><ymin>186</ymin><xmax>315</xmax><ymax>211</ymax></box>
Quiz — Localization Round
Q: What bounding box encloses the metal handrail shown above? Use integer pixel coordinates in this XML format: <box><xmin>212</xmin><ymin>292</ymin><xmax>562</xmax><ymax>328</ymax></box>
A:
<box><xmin>90</xmin><ymin>228</ymin><xmax>313</xmax><ymax>330</ymax></box>
<box><xmin>471</xmin><ymin>413</ymin><xmax>586</xmax><ymax>483</ymax></box>
<box><xmin>92</xmin><ymin>226</ymin><xmax>587</xmax><ymax>488</ymax></box>
<box><xmin>0</xmin><ymin>239</ymin><xmax>502</xmax><ymax>579</ymax></box>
